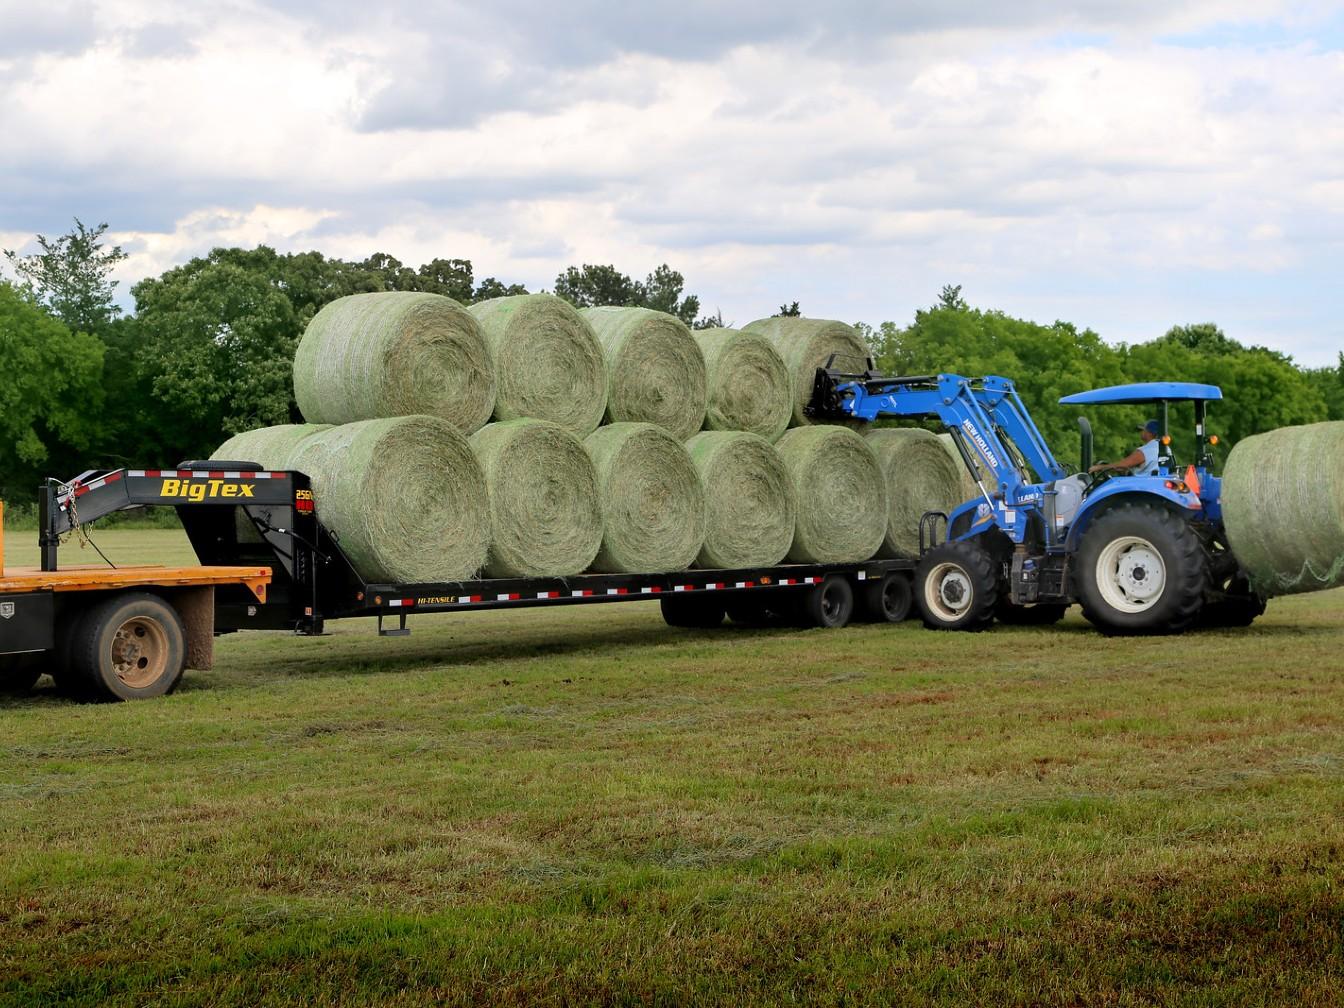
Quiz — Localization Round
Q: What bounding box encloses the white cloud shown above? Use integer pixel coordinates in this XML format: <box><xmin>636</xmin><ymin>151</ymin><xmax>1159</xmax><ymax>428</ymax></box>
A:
<box><xmin>1</xmin><ymin>1</ymin><xmax>1340</xmax><ymax>363</ymax></box>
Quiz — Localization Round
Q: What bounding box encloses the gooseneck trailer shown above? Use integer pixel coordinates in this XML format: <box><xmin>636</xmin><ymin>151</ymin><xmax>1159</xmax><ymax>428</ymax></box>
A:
<box><xmin>0</xmin><ymin>464</ymin><xmax>916</xmax><ymax>701</ymax></box>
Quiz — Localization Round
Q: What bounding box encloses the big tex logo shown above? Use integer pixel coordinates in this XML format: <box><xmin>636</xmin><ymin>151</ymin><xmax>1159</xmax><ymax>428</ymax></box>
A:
<box><xmin>159</xmin><ymin>478</ymin><xmax>256</xmax><ymax>502</ymax></box>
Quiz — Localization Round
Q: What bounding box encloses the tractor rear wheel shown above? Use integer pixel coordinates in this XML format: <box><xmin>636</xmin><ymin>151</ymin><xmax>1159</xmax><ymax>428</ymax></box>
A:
<box><xmin>1077</xmin><ymin>503</ymin><xmax>1205</xmax><ymax>635</ymax></box>
<box><xmin>915</xmin><ymin>541</ymin><xmax>998</xmax><ymax>631</ymax></box>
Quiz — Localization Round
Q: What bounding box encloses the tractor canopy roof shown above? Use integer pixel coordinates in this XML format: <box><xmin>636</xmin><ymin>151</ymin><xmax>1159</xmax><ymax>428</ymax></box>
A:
<box><xmin>1059</xmin><ymin>382</ymin><xmax>1223</xmax><ymax>406</ymax></box>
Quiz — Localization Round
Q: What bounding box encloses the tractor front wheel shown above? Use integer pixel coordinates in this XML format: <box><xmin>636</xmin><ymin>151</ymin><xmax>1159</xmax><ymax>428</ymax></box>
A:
<box><xmin>1077</xmin><ymin>503</ymin><xmax>1205</xmax><ymax>635</ymax></box>
<box><xmin>915</xmin><ymin>541</ymin><xmax>998</xmax><ymax>631</ymax></box>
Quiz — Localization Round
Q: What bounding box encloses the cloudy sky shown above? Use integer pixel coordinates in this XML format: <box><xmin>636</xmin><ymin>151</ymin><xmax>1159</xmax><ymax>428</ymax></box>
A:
<box><xmin>2</xmin><ymin>1</ymin><xmax>1342</xmax><ymax>364</ymax></box>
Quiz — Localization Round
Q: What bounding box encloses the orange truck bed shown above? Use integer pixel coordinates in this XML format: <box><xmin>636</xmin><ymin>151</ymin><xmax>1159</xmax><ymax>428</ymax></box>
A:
<box><xmin>0</xmin><ymin>564</ymin><xmax>271</xmax><ymax>602</ymax></box>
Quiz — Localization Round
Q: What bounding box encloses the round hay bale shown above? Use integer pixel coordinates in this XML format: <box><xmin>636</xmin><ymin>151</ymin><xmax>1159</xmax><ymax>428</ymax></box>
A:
<box><xmin>294</xmin><ymin>292</ymin><xmax>495</xmax><ymax>433</ymax></box>
<box><xmin>282</xmin><ymin>416</ymin><xmax>490</xmax><ymax>583</ymax></box>
<box><xmin>937</xmin><ymin>432</ymin><xmax>986</xmax><ymax>504</ymax></box>
<box><xmin>1222</xmin><ymin>421</ymin><xmax>1344</xmax><ymax>597</ymax></box>
<box><xmin>685</xmin><ymin>431</ymin><xmax>795</xmax><ymax>569</ymax></box>
<box><xmin>468</xmin><ymin>294</ymin><xmax>607</xmax><ymax>436</ymax></box>
<box><xmin>213</xmin><ymin>425</ymin><xmax>332</xmax><ymax>544</ymax></box>
<box><xmin>580</xmin><ymin>307</ymin><xmax>707</xmax><ymax>440</ymax></box>
<box><xmin>775</xmin><ymin>426</ymin><xmax>887</xmax><ymax>563</ymax></box>
<box><xmin>583</xmin><ymin>422</ymin><xmax>705</xmax><ymax>573</ymax></box>
<box><xmin>741</xmin><ymin>316</ymin><xmax>869</xmax><ymax>428</ymax></box>
<box><xmin>866</xmin><ymin>428</ymin><xmax>966</xmax><ymax>558</ymax></box>
<box><xmin>694</xmin><ymin>328</ymin><xmax>791</xmax><ymax>440</ymax></box>
<box><xmin>468</xmin><ymin>419</ymin><xmax>603</xmax><ymax>578</ymax></box>
<box><xmin>214</xmin><ymin>424</ymin><xmax>331</xmax><ymax>469</ymax></box>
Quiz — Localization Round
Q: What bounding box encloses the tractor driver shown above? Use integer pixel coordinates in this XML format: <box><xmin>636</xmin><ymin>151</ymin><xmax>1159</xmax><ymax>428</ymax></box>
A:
<box><xmin>1089</xmin><ymin>419</ymin><xmax>1162</xmax><ymax>477</ymax></box>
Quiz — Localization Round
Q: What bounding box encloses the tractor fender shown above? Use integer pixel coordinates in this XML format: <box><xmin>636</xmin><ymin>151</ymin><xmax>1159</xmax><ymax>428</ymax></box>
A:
<box><xmin>1065</xmin><ymin>483</ymin><xmax>1198</xmax><ymax>552</ymax></box>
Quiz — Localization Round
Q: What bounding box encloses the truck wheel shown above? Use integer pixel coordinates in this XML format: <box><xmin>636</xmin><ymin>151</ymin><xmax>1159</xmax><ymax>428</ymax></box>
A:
<box><xmin>995</xmin><ymin>599</ymin><xmax>1068</xmax><ymax>626</ymax></box>
<box><xmin>858</xmin><ymin>573</ymin><xmax>913</xmax><ymax>623</ymax></box>
<box><xmin>1077</xmin><ymin>503</ymin><xmax>1205</xmax><ymax>635</ymax></box>
<box><xmin>660</xmin><ymin>595</ymin><xmax>725</xmax><ymax>629</ymax></box>
<box><xmin>796</xmin><ymin>575</ymin><xmax>853</xmax><ymax>628</ymax></box>
<box><xmin>0</xmin><ymin>654</ymin><xmax>43</xmax><ymax>695</ymax></box>
<box><xmin>915</xmin><ymin>542</ymin><xmax>998</xmax><ymax>631</ymax></box>
<box><xmin>68</xmin><ymin>592</ymin><xmax>187</xmax><ymax>701</ymax></box>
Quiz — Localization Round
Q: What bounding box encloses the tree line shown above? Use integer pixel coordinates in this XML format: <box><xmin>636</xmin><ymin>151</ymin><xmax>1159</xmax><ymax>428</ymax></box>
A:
<box><xmin>1</xmin><ymin>225</ymin><xmax>1341</xmax><ymax>502</ymax></box>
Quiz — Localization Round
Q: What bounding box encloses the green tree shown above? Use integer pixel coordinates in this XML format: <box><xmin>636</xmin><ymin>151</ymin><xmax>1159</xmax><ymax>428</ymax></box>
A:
<box><xmin>128</xmin><ymin>261</ymin><xmax>299</xmax><ymax>464</ymax></box>
<box><xmin>554</xmin><ymin>264</ymin><xmax>643</xmax><ymax>310</ymax></box>
<box><xmin>0</xmin><ymin>281</ymin><xmax>105</xmax><ymax>496</ymax></box>
<box><xmin>1304</xmin><ymin>354</ymin><xmax>1344</xmax><ymax>421</ymax></box>
<box><xmin>775</xmin><ymin>301</ymin><xmax>801</xmax><ymax>317</ymax></box>
<box><xmin>639</xmin><ymin>264</ymin><xmax>700</xmax><ymax>326</ymax></box>
<box><xmin>415</xmin><ymin>258</ymin><xmax>475</xmax><ymax>302</ymax></box>
<box><xmin>3</xmin><ymin>219</ymin><xmax>127</xmax><ymax>335</ymax></box>
<box><xmin>472</xmin><ymin>277</ymin><xmax>528</xmax><ymax>301</ymax></box>
<box><xmin>936</xmin><ymin>284</ymin><xmax>967</xmax><ymax>311</ymax></box>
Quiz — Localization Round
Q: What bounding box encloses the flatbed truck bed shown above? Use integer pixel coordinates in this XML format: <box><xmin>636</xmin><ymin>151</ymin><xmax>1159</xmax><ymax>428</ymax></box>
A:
<box><xmin>1</xmin><ymin>468</ymin><xmax>916</xmax><ymax>701</ymax></box>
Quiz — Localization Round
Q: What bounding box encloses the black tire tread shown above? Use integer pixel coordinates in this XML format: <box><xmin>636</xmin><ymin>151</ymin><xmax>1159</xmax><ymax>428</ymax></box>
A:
<box><xmin>914</xmin><ymin>541</ymin><xmax>999</xmax><ymax>631</ymax></box>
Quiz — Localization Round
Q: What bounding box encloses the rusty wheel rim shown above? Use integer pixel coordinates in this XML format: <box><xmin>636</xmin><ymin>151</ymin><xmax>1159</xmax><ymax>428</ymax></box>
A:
<box><xmin>110</xmin><ymin>617</ymin><xmax>169</xmax><ymax>689</ymax></box>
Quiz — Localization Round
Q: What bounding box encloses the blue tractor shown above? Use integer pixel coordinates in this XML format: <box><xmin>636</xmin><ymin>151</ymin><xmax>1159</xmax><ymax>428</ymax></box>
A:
<box><xmin>807</xmin><ymin>362</ymin><xmax>1264</xmax><ymax>634</ymax></box>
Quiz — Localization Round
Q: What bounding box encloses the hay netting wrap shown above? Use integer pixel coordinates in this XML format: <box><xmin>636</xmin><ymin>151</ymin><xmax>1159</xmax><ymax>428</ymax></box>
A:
<box><xmin>685</xmin><ymin>431</ymin><xmax>796</xmax><ymax>569</ymax></box>
<box><xmin>694</xmin><ymin>328</ymin><xmax>791</xmax><ymax>440</ymax></box>
<box><xmin>582</xmin><ymin>422</ymin><xmax>706</xmax><ymax>573</ymax></box>
<box><xmin>213</xmin><ymin>425</ymin><xmax>332</xmax><ymax>544</ymax></box>
<box><xmin>294</xmin><ymin>292</ymin><xmax>495</xmax><ymax>433</ymax></box>
<box><xmin>468</xmin><ymin>294</ymin><xmax>607</xmax><ymax>435</ymax></box>
<box><xmin>866</xmin><ymin>428</ymin><xmax>967</xmax><ymax>559</ymax></box>
<box><xmin>742</xmin><ymin>316</ymin><xmax>870</xmax><ymax>429</ymax></box>
<box><xmin>1221</xmin><ymin>421</ymin><xmax>1344</xmax><ymax>597</ymax></box>
<box><xmin>276</xmin><ymin>416</ymin><xmax>489</xmax><ymax>583</ymax></box>
<box><xmin>468</xmin><ymin>418</ymin><xmax>603</xmax><ymax>578</ymax></box>
<box><xmin>937</xmin><ymin>433</ymin><xmax>986</xmax><ymax>505</ymax></box>
<box><xmin>775</xmin><ymin>426</ymin><xmax>887</xmax><ymax>564</ymax></box>
<box><xmin>580</xmin><ymin>307</ymin><xmax>707</xmax><ymax>440</ymax></box>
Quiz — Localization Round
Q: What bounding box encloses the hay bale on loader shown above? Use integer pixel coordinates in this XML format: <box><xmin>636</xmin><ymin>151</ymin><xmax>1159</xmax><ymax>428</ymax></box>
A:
<box><xmin>468</xmin><ymin>419</ymin><xmax>603</xmax><ymax>578</ymax></box>
<box><xmin>583</xmin><ymin>423</ymin><xmax>706</xmax><ymax>573</ymax></box>
<box><xmin>866</xmin><ymin>428</ymin><xmax>967</xmax><ymax>558</ymax></box>
<box><xmin>741</xmin><ymin>316</ymin><xmax>869</xmax><ymax>429</ymax></box>
<box><xmin>693</xmin><ymin>328</ymin><xmax>791</xmax><ymax>441</ymax></box>
<box><xmin>468</xmin><ymin>294</ymin><xmax>607</xmax><ymax>436</ymax></box>
<box><xmin>685</xmin><ymin>431</ymin><xmax>795</xmax><ymax>568</ymax></box>
<box><xmin>1222</xmin><ymin>420</ymin><xmax>1344</xmax><ymax>596</ymax></box>
<box><xmin>775</xmin><ymin>426</ymin><xmax>887</xmax><ymax>563</ymax></box>
<box><xmin>294</xmin><ymin>292</ymin><xmax>494</xmax><ymax>433</ymax></box>
<box><xmin>581</xmin><ymin>307</ymin><xmax>707</xmax><ymax>440</ymax></box>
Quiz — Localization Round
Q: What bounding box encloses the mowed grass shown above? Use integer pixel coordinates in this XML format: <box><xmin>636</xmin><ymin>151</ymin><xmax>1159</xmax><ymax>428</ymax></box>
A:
<box><xmin>2</xmin><ymin>529</ymin><xmax>1343</xmax><ymax>1006</ymax></box>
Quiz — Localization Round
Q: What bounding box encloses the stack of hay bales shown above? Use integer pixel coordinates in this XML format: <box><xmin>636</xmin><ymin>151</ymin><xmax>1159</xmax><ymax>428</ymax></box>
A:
<box><xmin>1221</xmin><ymin>421</ymin><xmax>1344</xmax><ymax>597</ymax></box>
<box><xmin>223</xmin><ymin>290</ymin><xmax>966</xmax><ymax>582</ymax></box>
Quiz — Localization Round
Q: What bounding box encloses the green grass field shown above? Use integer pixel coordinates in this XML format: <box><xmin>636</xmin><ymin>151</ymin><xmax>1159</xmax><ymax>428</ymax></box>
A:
<box><xmin>3</xmin><ymin>528</ymin><xmax>1342</xmax><ymax>1005</ymax></box>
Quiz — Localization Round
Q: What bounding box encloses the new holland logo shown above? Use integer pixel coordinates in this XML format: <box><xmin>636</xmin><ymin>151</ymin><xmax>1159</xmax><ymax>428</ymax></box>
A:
<box><xmin>0</xmin><ymin>602</ymin><xmax>14</xmax><ymax>619</ymax></box>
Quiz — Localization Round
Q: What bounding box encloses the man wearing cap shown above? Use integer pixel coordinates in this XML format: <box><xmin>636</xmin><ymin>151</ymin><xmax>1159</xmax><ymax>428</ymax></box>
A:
<box><xmin>1089</xmin><ymin>420</ymin><xmax>1162</xmax><ymax>477</ymax></box>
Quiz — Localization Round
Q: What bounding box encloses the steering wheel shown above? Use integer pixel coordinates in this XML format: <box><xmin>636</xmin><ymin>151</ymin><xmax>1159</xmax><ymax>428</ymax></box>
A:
<box><xmin>1082</xmin><ymin>465</ymin><xmax>1113</xmax><ymax>493</ymax></box>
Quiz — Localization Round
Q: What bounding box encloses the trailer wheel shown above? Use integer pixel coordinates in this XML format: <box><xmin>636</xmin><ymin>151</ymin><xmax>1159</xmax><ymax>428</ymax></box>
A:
<box><xmin>1077</xmin><ymin>503</ymin><xmax>1205</xmax><ymax>635</ymax></box>
<box><xmin>797</xmin><ymin>575</ymin><xmax>854</xmax><ymax>629</ymax></box>
<box><xmin>915</xmin><ymin>542</ymin><xmax>998</xmax><ymax>631</ymax></box>
<box><xmin>857</xmin><ymin>573</ymin><xmax>913</xmax><ymax>623</ymax></box>
<box><xmin>68</xmin><ymin>592</ymin><xmax>187</xmax><ymax>701</ymax></box>
<box><xmin>660</xmin><ymin>595</ymin><xmax>725</xmax><ymax>629</ymax></box>
<box><xmin>0</xmin><ymin>654</ymin><xmax>42</xmax><ymax>695</ymax></box>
